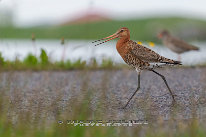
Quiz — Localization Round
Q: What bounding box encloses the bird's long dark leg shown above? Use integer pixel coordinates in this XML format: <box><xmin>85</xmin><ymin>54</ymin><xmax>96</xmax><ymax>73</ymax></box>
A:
<box><xmin>123</xmin><ymin>69</ymin><xmax>141</xmax><ymax>109</ymax></box>
<box><xmin>150</xmin><ymin>69</ymin><xmax>176</xmax><ymax>102</ymax></box>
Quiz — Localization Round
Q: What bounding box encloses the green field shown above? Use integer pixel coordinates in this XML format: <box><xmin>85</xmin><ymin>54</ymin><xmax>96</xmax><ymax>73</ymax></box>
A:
<box><xmin>1</xmin><ymin>17</ymin><xmax>206</xmax><ymax>42</ymax></box>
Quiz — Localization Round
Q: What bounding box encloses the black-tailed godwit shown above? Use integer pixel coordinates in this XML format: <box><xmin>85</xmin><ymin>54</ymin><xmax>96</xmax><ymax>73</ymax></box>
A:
<box><xmin>93</xmin><ymin>27</ymin><xmax>181</xmax><ymax>108</ymax></box>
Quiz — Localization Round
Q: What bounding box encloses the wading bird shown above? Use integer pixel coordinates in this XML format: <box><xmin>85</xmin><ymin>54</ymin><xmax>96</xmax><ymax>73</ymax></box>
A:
<box><xmin>92</xmin><ymin>27</ymin><xmax>181</xmax><ymax>108</ymax></box>
<box><xmin>158</xmin><ymin>30</ymin><xmax>199</xmax><ymax>61</ymax></box>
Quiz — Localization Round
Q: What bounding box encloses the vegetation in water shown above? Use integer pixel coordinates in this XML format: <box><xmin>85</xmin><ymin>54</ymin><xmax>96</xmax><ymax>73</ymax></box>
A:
<box><xmin>0</xmin><ymin>50</ymin><xmax>123</xmax><ymax>71</ymax></box>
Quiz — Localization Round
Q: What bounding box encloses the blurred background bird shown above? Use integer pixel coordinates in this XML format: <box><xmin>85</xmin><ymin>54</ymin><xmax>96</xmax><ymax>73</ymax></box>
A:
<box><xmin>158</xmin><ymin>30</ymin><xmax>199</xmax><ymax>61</ymax></box>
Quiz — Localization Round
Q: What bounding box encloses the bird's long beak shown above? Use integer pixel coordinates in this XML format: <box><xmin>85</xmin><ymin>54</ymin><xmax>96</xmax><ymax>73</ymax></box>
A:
<box><xmin>92</xmin><ymin>32</ymin><xmax>118</xmax><ymax>46</ymax></box>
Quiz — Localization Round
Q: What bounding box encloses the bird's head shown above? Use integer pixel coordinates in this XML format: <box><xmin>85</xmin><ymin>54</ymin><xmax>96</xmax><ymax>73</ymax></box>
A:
<box><xmin>158</xmin><ymin>30</ymin><xmax>170</xmax><ymax>39</ymax></box>
<box><xmin>92</xmin><ymin>27</ymin><xmax>130</xmax><ymax>46</ymax></box>
<box><xmin>116</xmin><ymin>27</ymin><xmax>130</xmax><ymax>38</ymax></box>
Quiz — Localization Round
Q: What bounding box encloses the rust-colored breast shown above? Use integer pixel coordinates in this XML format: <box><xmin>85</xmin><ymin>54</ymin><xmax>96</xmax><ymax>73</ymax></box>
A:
<box><xmin>116</xmin><ymin>40</ymin><xmax>149</xmax><ymax>69</ymax></box>
<box><xmin>116</xmin><ymin>41</ymin><xmax>129</xmax><ymax>59</ymax></box>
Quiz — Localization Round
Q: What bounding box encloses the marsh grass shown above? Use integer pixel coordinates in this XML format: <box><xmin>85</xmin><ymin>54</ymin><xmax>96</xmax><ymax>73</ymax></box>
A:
<box><xmin>0</xmin><ymin>50</ymin><xmax>124</xmax><ymax>71</ymax></box>
<box><xmin>0</xmin><ymin>70</ymin><xmax>205</xmax><ymax>137</ymax></box>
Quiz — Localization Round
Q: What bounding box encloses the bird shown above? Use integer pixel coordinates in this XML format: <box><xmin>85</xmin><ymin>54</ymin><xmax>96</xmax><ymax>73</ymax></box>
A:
<box><xmin>92</xmin><ymin>27</ymin><xmax>182</xmax><ymax>108</ymax></box>
<box><xmin>158</xmin><ymin>30</ymin><xmax>199</xmax><ymax>61</ymax></box>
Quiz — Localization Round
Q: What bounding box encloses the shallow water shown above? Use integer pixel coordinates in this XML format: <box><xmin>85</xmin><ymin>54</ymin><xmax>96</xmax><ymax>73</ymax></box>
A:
<box><xmin>0</xmin><ymin>39</ymin><xmax>205</xmax><ymax>65</ymax></box>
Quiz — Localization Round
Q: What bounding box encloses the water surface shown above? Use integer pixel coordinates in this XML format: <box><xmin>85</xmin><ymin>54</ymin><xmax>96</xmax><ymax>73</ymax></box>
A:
<box><xmin>0</xmin><ymin>39</ymin><xmax>205</xmax><ymax>65</ymax></box>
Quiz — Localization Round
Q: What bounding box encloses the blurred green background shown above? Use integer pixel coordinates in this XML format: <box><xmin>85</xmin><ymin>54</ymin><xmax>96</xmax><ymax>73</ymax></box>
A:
<box><xmin>1</xmin><ymin>17</ymin><xmax>206</xmax><ymax>42</ymax></box>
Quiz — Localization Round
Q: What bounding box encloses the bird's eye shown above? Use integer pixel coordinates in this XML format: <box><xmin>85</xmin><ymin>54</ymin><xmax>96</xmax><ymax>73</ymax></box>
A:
<box><xmin>120</xmin><ymin>29</ymin><xmax>124</xmax><ymax>32</ymax></box>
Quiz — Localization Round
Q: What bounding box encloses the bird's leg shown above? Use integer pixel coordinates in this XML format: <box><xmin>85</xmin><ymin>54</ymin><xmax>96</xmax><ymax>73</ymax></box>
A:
<box><xmin>123</xmin><ymin>69</ymin><xmax>141</xmax><ymax>109</ymax></box>
<box><xmin>177</xmin><ymin>54</ymin><xmax>181</xmax><ymax>62</ymax></box>
<box><xmin>150</xmin><ymin>69</ymin><xmax>176</xmax><ymax>102</ymax></box>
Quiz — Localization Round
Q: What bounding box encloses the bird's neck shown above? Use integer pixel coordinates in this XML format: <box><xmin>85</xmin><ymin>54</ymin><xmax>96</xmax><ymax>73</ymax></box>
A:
<box><xmin>162</xmin><ymin>34</ymin><xmax>170</xmax><ymax>41</ymax></box>
<box><xmin>116</xmin><ymin>36</ymin><xmax>130</xmax><ymax>57</ymax></box>
<box><xmin>117</xmin><ymin>36</ymin><xmax>130</xmax><ymax>46</ymax></box>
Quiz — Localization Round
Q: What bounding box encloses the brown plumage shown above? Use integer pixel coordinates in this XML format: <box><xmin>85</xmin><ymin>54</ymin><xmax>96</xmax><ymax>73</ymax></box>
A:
<box><xmin>158</xmin><ymin>30</ymin><xmax>199</xmax><ymax>55</ymax></box>
<box><xmin>94</xmin><ymin>27</ymin><xmax>181</xmax><ymax>70</ymax></box>
<box><xmin>93</xmin><ymin>27</ymin><xmax>181</xmax><ymax>108</ymax></box>
<box><xmin>119</xmin><ymin>40</ymin><xmax>180</xmax><ymax>69</ymax></box>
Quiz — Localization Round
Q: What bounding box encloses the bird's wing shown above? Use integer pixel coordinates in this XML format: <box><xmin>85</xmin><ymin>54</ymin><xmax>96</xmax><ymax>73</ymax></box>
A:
<box><xmin>128</xmin><ymin>40</ymin><xmax>162</xmax><ymax>63</ymax></box>
<box><xmin>128</xmin><ymin>40</ymin><xmax>180</xmax><ymax>64</ymax></box>
<box><xmin>169</xmin><ymin>37</ymin><xmax>199</xmax><ymax>51</ymax></box>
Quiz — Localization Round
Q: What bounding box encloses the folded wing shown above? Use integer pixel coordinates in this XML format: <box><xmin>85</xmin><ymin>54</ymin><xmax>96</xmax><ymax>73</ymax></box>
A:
<box><xmin>128</xmin><ymin>40</ymin><xmax>181</xmax><ymax>64</ymax></box>
<box><xmin>169</xmin><ymin>37</ymin><xmax>199</xmax><ymax>51</ymax></box>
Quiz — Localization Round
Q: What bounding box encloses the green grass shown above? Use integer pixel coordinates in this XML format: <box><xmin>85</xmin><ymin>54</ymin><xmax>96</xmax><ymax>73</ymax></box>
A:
<box><xmin>0</xmin><ymin>50</ymin><xmax>205</xmax><ymax>70</ymax></box>
<box><xmin>1</xmin><ymin>17</ymin><xmax>206</xmax><ymax>42</ymax></box>
<box><xmin>0</xmin><ymin>50</ymin><xmax>124</xmax><ymax>71</ymax></box>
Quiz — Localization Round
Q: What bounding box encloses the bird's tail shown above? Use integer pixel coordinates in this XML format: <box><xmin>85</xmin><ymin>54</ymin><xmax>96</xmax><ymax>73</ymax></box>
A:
<box><xmin>159</xmin><ymin>56</ymin><xmax>182</xmax><ymax>65</ymax></box>
<box><xmin>190</xmin><ymin>46</ymin><xmax>199</xmax><ymax>51</ymax></box>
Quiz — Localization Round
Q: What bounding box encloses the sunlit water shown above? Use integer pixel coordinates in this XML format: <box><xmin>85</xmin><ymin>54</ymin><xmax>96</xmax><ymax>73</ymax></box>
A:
<box><xmin>0</xmin><ymin>39</ymin><xmax>205</xmax><ymax>65</ymax></box>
